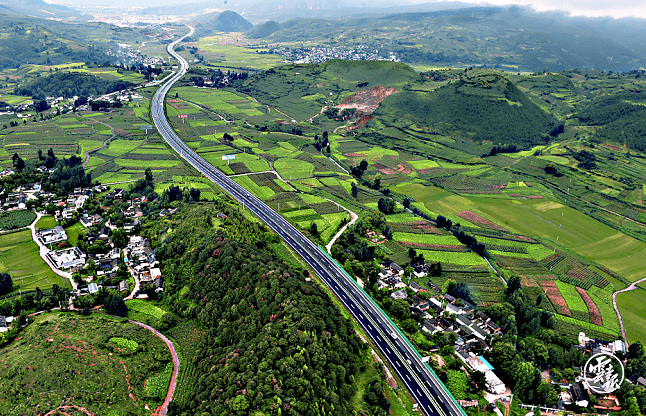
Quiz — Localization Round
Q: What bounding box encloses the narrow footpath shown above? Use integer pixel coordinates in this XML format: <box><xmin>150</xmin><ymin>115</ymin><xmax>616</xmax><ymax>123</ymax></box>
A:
<box><xmin>129</xmin><ymin>320</ymin><xmax>179</xmax><ymax>416</ymax></box>
<box><xmin>79</xmin><ymin>117</ymin><xmax>116</xmax><ymax>168</ymax></box>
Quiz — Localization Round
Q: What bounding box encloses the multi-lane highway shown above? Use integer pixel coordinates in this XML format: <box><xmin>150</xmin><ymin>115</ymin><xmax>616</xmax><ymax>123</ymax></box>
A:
<box><xmin>152</xmin><ymin>25</ymin><xmax>466</xmax><ymax>416</ymax></box>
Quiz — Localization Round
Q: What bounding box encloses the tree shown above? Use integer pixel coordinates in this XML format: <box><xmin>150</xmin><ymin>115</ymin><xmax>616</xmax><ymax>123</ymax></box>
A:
<box><xmin>0</xmin><ymin>273</ymin><xmax>13</xmax><ymax>295</ymax></box>
<box><xmin>359</xmin><ymin>160</ymin><xmax>369</xmax><ymax>171</ymax></box>
<box><xmin>104</xmin><ymin>294</ymin><xmax>128</xmax><ymax>317</ymax></box>
<box><xmin>37</xmin><ymin>149</ymin><xmax>44</xmax><ymax>160</ymax></box>
<box><xmin>230</xmin><ymin>395</ymin><xmax>250</xmax><ymax>412</ymax></box>
<box><xmin>401</xmin><ymin>318</ymin><xmax>418</xmax><ymax>333</ymax></box>
<box><xmin>408</xmin><ymin>247</ymin><xmax>417</xmax><ymax>260</ymax></box>
<box><xmin>351</xmin><ymin>182</ymin><xmax>358</xmax><ymax>198</ymax></box>
<box><xmin>404</xmin><ymin>266</ymin><xmax>414</xmax><ymax>278</ymax></box>
<box><xmin>377</xmin><ymin>198</ymin><xmax>395</xmax><ymax>215</ymax></box>
<box><xmin>145</xmin><ymin>168</ymin><xmax>153</xmax><ymax>182</ymax></box>
<box><xmin>111</xmin><ymin>229</ymin><xmax>127</xmax><ymax>248</ymax></box>
<box><xmin>505</xmin><ymin>275</ymin><xmax>522</xmax><ymax>296</ymax></box>
<box><xmin>12</xmin><ymin>153</ymin><xmax>25</xmax><ymax>172</ymax></box>
<box><xmin>86</xmin><ymin>258</ymin><xmax>97</xmax><ymax>275</ymax></box>
<box><xmin>373</xmin><ymin>173</ymin><xmax>382</xmax><ymax>190</ymax></box>
<box><xmin>309</xmin><ymin>222</ymin><xmax>318</xmax><ymax>236</ymax></box>
<box><xmin>629</xmin><ymin>341</ymin><xmax>645</xmax><ymax>360</ymax></box>
<box><xmin>403</xmin><ymin>198</ymin><xmax>411</xmax><ymax>209</ymax></box>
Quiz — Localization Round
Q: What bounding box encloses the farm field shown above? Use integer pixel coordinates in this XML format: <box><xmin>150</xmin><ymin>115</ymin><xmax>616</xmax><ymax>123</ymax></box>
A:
<box><xmin>0</xmin><ymin>230</ymin><xmax>67</xmax><ymax>292</ymax></box>
<box><xmin>0</xmin><ymin>312</ymin><xmax>172</xmax><ymax>415</ymax></box>
<box><xmin>34</xmin><ymin>215</ymin><xmax>57</xmax><ymax>230</ymax></box>
<box><xmin>195</xmin><ymin>36</ymin><xmax>284</xmax><ymax>71</ymax></box>
<box><xmin>616</xmin><ymin>289</ymin><xmax>646</xmax><ymax>344</ymax></box>
<box><xmin>0</xmin><ymin>209</ymin><xmax>36</xmax><ymax>230</ymax></box>
<box><xmin>573</xmin><ymin>233</ymin><xmax>646</xmax><ymax>282</ymax></box>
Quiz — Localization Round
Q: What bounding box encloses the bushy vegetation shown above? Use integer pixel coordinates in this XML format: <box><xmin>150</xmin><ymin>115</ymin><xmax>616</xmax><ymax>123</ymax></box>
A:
<box><xmin>152</xmin><ymin>204</ymin><xmax>364</xmax><ymax>415</ymax></box>
<box><xmin>15</xmin><ymin>72</ymin><xmax>134</xmax><ymax>100</ymax></box>
<box><xmin>375</xmin><ymin>72</ymin><xmax>560</xmax><ymax>148</ymax></box>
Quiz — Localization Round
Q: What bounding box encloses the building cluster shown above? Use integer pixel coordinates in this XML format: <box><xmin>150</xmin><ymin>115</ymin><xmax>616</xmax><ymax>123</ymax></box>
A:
<box><xmin>0</xmin><ymin>182</ymin><xmax>44</xmax><ymax>211</ymax></box>
<box><xmin>53</xmin><ymin>188</ymin><xmax>93</xmax><ymax>221</ymax></box>
<box><xmin>33</xmin><ymin>187</ymin><xmax>167</xmax><ymax>301</ymax></box>
<box><xmin>270</xmin><ymin>45</ymin><xmax>399</xmax><ymax>64</ymax></box>
<box><xmin>379</xmin><ymin>259</ymin><xmax>509</xmax><ymax>395</ymax></box>
<box><xmin>105</xmin><ymin>45</ymin><xmax>167</xmax><ymax>68</ymax></box>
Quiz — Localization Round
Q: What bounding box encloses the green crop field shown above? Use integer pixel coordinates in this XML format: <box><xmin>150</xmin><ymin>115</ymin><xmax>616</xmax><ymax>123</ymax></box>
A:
<box><xmin>232</xmin><ymin>175</ymin><xmax>276</xmax><ymax>199</ymax></box>
<box><xmin>555</xmin><ymin>281</ymin><xmax>588</xmax><ymax>316</ymax></box>
<box><xmin>196</xmin><ymin>36</ymin><xmax>284</xmax><ymax>70</ymax></box>
<box><xmin>416</xmin><ymin>249</ymin><xmax>487</xmax><ymax>266</ymax></box>
<box><xmin>392</xmin><ymin>232</ymin><xmax>461</xmax><ymax>246</ymax></box>
<box><xmin>35</xmin><ymin>215</ymin><xmax>57</xmax><ymax>230</ymax></box>
<box><xmin>554</xmin><ymin>314</ymin><xmax>618</xmax><ymax>337</ymax></box>
<box><xmin>616</xmin><ymin>289</ymin><xmax>646</xmax><ymax>344</ymax></box>
<box><xmin>574</xmin><ymin>233</ymin><xmax>646</xmax><ymax>282</ymax></box>
<box><xmin>0</xmin><ymin>312</ymin><xmax>172</xmax><ymax>415</ymax></box>
<box><xmin>0</xmin><ymin>210</ymin><xmax>36</xmax><ymax>230</ymax></box>
<box><xmin>470</xmin><ymin>198</ymin><xmax>615</xmax><ymax>247</ymax></box>
<box><xmin>0</xmin><ymin>230</ymin><xmax>67</xmax><ymax>292</ymax></box>
<box><xmin>64</xmin><ymin>222</ymin><xmax>85</xmax><ymax>245</ymax></box>
<box><xmin>527</xmin><ymin>244</ymin><xmax>555</xmax><ymax>261</ymax></box>
<box><xmin>274</xmin><ymin>158</ymin><xmax>314</xmax><ymax>180</ymax></box>
<box><xmin>384</xmin><ymin>212</ymin><xmax>421</xmax><ymax>223</ymax></box>
<box><xmin>125</xmin><ymin>299</ymin><xmax>166</xmax><ymax>320</ymax></box>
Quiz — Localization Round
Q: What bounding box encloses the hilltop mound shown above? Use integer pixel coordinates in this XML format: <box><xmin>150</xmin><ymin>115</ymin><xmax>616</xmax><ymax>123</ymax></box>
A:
<box><xmin>233</xmin><ymin>60</ymin><xmax>417</xmax><ymax>120</ymax></box>
<box><xmin>193</xmin><ymin>11</ymin><xmax>253</xmax><ymax>37</ymax></box>
<box><xmin>375</xmin><ymin>71</ymin><xmax>560</xmax><ymax>147</ymax></box>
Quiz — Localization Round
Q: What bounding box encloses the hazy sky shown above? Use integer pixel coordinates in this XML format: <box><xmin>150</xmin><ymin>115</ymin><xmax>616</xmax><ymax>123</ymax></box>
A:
<box><xmin>50</xmin><ymin>0</ymin><xmax>646</xmax><ymax>19</ymax></box>
<box><xmin>447</xmin><ymin>0</ymin><xmax>646</xmax><ymax>19</ymax></box>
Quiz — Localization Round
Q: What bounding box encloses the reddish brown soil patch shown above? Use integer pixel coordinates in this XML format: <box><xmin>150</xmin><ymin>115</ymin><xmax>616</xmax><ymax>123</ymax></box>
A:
<box><xmin>396</xmin><ymin>163</ymin><xmax>412</xmax><ymax>174</ymax></box>
<box><xmin>346</xmin><ymin>114</ymin><xmax>373</xmax><ymax>131</ymax></box>
<box><xmin>521</xmin><ymin>276</ymin><xmax>539</xmax><ymax>287</ymax></box>
<box><xmin>576</xmin><ymin>287</ymin><xmax>602</xmax><ymax>325</ymax></box>
<box><xmin>337</xmin><ymin>87</ymin><xmax>398</xmax><ymax>115</ymax></box>
<box><xmin>600</xmin><ymin>143</ymin><xmax>621</xmax><ymax>151</ymax></box>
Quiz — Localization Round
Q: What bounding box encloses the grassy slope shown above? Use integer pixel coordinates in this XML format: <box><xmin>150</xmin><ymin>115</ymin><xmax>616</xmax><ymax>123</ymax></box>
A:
<box><xmin>0</xmin><ymin>312</ymin><xmax>172</xmax><ymax>415</ymax></box>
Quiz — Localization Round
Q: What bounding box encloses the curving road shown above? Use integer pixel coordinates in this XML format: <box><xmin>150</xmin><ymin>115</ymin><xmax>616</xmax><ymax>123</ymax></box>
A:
<box><xmin>151</xmin><ymin>25</ymin><xmax>465</xmax><ymax>416</ymax></box>
<box><xmin>129</xmin><ymin>320</ymin><xmax>179</xmax><ymax>416</ymax></box>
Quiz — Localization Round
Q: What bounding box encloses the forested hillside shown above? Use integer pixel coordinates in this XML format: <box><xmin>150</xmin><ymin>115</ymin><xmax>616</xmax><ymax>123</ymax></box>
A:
<box><xmin>574</xmin><ymin>91</ymin><xmax>646</xmax><ymax>152</ymax></box>
<box><xmin>153</xmin><ymin>204</ymin><xmax>364</xmax><ymax>416</ymax></box>
<box><xmin>375</xmin><ymin>72</ymin><xmax>560</xmax><ymax>147</ymax></box>
<box><xmin>15</xmin><ymin>72</ymin><xmax>135</xmax><ymax>100</ymax></box>
<box><xmin>0</xmin><ymin>16</ymin><xmax>145</xmax><ymax>70</ymax></box>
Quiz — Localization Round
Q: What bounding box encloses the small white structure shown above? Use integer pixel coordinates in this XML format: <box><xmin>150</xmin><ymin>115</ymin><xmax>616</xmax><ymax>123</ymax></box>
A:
<box><xmin>38</xmin><ymin>226</ymin><xmax>67</xmax><ymax>245</ymax></box>
<box><xmin>485</xmin><ymin>371</ymin><xmax>506</xmax><ymax>395</ymax></box>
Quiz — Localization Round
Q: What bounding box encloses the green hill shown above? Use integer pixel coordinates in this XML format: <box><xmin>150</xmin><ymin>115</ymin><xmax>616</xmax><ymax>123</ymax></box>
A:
<box><xmin>0</xmin><ymin>16</ymin><xmax>146</xmax><ymax>70</ymax></box>
<box><xmin>374</xmin><ymin>71</ymin><xmax>560</xmax><ymax>148</ymax></box>
<box><xmin>234</xmin><ymin>59</ymin><xmax>418</xmax><ymax>120</ymax></box>
<box><xmin>246</xmin><ymin>21</ymin><xmax>282</xmax><ymax>39</ymax></box>
<box><xmin>574</xmin><ymin>92</ymin><xmax>646</xmax><ymax>152</ymax></box>
<box><xmin>193</xmin><ymin>11</ymin><xmax>253</xmax><ymax>37</ymax></box>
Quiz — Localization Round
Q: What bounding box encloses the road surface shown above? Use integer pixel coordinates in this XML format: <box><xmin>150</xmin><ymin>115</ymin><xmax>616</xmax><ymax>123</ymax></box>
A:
<box><xmin>151</xmin><ymin>25</ymin><xmax>465</xmax><ymax>416</ymax></box>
